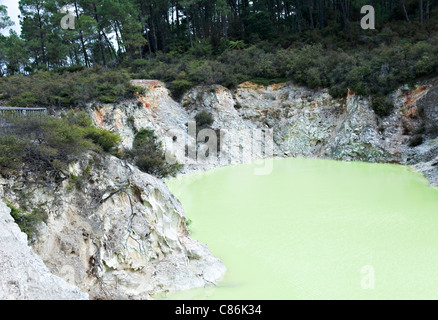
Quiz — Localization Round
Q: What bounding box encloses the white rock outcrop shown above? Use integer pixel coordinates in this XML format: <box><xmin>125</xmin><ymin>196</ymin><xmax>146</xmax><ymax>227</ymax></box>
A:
<box><xmin>89</xmin><ymin>79</ymin><xmax>437</xmax><ymax>185</ymax></box>
<box><xmin>1</xmin><ymin>154</ymin><xmax>226</xmax><ymax>300</ymax></box>
<box><xmin>0</xmin><ymin>199</ymin><xmax>88</xmax><ymax>300</ymax></box>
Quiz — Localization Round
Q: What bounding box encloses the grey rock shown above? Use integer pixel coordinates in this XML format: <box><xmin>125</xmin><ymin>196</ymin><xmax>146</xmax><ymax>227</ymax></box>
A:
<box><xmin>1</xmin><ymin>154</ymin><xmax>226</xmax><ymax>300</ymax></box>
<box><xmin>0</xmin><ymin>199</ymin><xmax>89</xmax><ymax>300</ymax></box>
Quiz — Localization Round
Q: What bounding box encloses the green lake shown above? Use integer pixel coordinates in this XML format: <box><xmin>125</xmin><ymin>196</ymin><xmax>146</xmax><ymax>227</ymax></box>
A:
<box><xmin>164</xmin><ymin>158</ymin><xmax>438</xmax><ymax>300</ymax></box>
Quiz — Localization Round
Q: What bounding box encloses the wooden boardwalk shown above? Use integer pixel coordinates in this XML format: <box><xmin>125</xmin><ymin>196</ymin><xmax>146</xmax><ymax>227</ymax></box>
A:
<box><xmin>0</xmin><ymin>107</ymin><xmax>47</xmax><ymax>115</ymax></box>
<box><xmin>0</xmin><ymin>107</ymin><xmax>48</xmax><ymax>131</ymax></box>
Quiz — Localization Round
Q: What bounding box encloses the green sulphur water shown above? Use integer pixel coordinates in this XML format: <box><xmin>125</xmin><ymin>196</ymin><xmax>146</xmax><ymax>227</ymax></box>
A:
<box><xmin>163</xmin><ymin>158</ymin><xmax>438</xmax><ymax>300</ymax></box>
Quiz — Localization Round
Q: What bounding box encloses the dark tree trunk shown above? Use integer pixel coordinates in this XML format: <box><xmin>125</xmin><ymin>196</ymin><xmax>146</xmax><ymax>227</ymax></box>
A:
<box><xmin>319</xmin><ymin>0</ymin><xmax>324</xmax><ymax>28</ymax></box>
<box><xmin>426</xmin><ymin>0</ymin><xmax>430</xmax><ymax>19</ymax></box>
<box><xmin>93</xmin><ymin>4</ymin><xmax>107</xmax><ymax>67</ymax></box>
<box><xmin>74</xmin><ymin>0</ymin><xmax>90</xmax><ymax>67</ymax></box>
<box><xmin>36</xmin><ymin>3</ymin><xmax>47</xmax><ymax>68</ymax></box>
<box><xmin>401</xmin><ymin>0</ymin><xmax>410</xmax><ymax>21</ymax></box>
<box><xmin>309</xmin><ymin>6</ymin><xmax>315</xmax><ymax>29</ymax></box>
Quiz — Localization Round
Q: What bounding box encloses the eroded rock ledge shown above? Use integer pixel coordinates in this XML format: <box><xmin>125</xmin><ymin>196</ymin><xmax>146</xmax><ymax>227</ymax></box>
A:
<box><xmin>92</xmin><ymin>79</ymin><xmax>438</xmax><ymax>185</ymax></box>
<box><xmin>0</xmin><ymin>154</ymin><xmax>226</xmax><ymax>300</ymax></box>
<box><xmin>0</xmin><ymin>199</ymin><xmax>88</xmax><ymax>300</ymax></box>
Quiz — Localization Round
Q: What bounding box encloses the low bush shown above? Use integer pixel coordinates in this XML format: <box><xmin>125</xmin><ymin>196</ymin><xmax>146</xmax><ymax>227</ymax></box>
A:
<box><xmin>0</xmin><ymin>112</ymin><xmax>120</xmax><ymax>180</ymax></box>
<box><xmin>84</xmin><ymin>126</ymin><xmax>121</xmax><ymax>154</ymax></box>
<box><xmin>128</xmin><ymin>31</ymin><xmax>438</xmax><ymax>101</ymax></box>
<box><xmin>125</xmin><ymin>129</ymin><xmax>183</xmax><ymax>178</ymax></box>
<box><xmin>0</xmin><ymin>135</ymin><xmax>25</xmax><ymax>174</ymax></box>
<box><xmin>2</xmin><ymin>25</ymin><xmax>438</xmax><ymax>111</ymax></box>
<box><xmin>409</xmin><ymin>135</ymin><xmax>424</xmax><ymax>147</ymax></box>
<box><xmin>195</xmin><ymin>110</ymin><xmax>214</xmax><ymax>128</ymax></box>
<box><xmin>372</xmin><ymin>96</ymin><xmax>394</xmax><ymax>117</ymax></box>
<box><xmin>0</xmin><ymin>67</ymin><xmax>138</xmax><ymax>108</ymax></box>
<box><xmin>8</xmin><ymin>92</ymin><xmax>38</xmax><ymax>108</ymax></box>
<box><xmin>6</xmin><ymin>201</ymin><xmax>48</xmax><ymax>239</ymax></box>
<box><xmin>170</xmin><ymin>79</ymin><xmax>195</xmax><ymax>99</ymax></box>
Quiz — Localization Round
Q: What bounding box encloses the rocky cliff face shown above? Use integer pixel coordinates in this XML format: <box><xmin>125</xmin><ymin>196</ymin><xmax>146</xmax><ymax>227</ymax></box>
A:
<box><xmin>0</xmin><ymin>154</ymin><xmax>226</xmax><ymax>300</ymax></box>
<box><xmin>90</xmin><ymin>79</ymin><xmax>438</xmax><ymax>185</ymax></box>
<box><xmin>0</xmin><ymin>199</ymin><xmax>88</xmax><ymax>300</ymax></box>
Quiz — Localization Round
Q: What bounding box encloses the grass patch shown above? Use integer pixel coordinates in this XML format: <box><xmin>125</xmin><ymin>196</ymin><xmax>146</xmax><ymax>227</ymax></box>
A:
<box><xmin>5</xmin><ymin>201</ymin><xmax>48</xmax><ymax>239</ymax></box>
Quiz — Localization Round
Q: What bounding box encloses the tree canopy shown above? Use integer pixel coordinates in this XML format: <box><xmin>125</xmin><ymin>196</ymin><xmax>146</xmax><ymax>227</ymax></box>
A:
<box><xmin>0</xmin><ymin>0</ymin><xmax>435</xmax><ymax>74</ymax></box>
<box><xmin>0</xmin><ymin>0</ymin><xmax>436</xmax><ymax>103</ymax></box>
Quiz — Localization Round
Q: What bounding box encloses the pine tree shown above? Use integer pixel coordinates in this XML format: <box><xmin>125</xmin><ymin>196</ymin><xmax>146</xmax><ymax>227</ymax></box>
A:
<box><xmin>19</xmin><ymin>0</ymin><xmax>51</xmax><ymax>68</ymax></box>
<box><xmin>0</xmin><ymin>5</ymin><xmax>14</xmax><ymax>30</ymax></box>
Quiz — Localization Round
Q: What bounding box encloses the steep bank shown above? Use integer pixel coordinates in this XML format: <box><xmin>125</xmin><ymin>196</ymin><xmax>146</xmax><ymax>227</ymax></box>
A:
<box><xmin>0</xmin><ymin>199</ymin><xmax>88</xmax><ymax>300</ymax></box>
<box><xmin>0</xmin><ymin>154</ymin><xmax>225</xmax><ymax>299</ymax></box>
<box><xmin>90</xmin><ymin>79</ymin><xmax>438</xmax><ymax>186</ymax></box>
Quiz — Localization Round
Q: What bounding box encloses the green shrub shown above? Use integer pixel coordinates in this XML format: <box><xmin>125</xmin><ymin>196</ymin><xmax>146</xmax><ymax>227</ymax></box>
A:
<box><xmin>329</xmin><ymin>85</ymin><xmax>348</xmax><ymax>98</ymax></box>
<box><xmin>68</xmin><ymin>173</ymin><xmax>82</xmax><ymax>191</ymax></box>
<box><xmin>126</xmin><ymin>129</ymin><xmax>183</xmax><ymax>178</ymax></box>
<box><xmin>185</xmin><ymin>218</ymin><xmax>193</xmax><ymax>235</ymax></box>
<box><xmin>84</xmin><ymin>127</ymin><xmax>121</xmax><ymax>154</ymax></box>
<box><xmin>3</xmin><ymin>24</ymin><xmax>438</xmax><ymax>109</ymax></box>
<box><xmin>249</xmin><ymin>78</ymin><xmax>273</xmax><ymax>86</ymax></box>
<box><xmin>63</xmin><ymin>110</ymin><xmax>93</xmax><ymax>127</ymax></box>
<box><xmin>131</xmin><ymin>59</ymin><xmax>149</xmax><ymax>72</ymax></box>
<box><xmin>0</xmin><ymin>135</ymin><xmax>25</xmax><ymax>174</ymax></box>
<box><xmin>372</xmin><ymin>96</ymin><xmax>394</xmax><ymax>117</ymax></box>
<box><xmin>195</xmin><ymin>110</ymin><xmax>214</xmax><ymax>128</ymax></box>
<box><xmin>9</xmin><ymin>92</ymin><xmax>38</xmax><ymax>107</ymax></box>
<box><xmin>170</xmin><ymin>79</ymin><xmax>195</xmax><ymax>99</ymax></box>
<box><xmin>1</xmin><ymin>67</ymin><xmax>137</xmax><ymax>108</ymax></box>
<box><xmin>98</xmin><ymin>95</ymin><xmax>119</xmax><ymax>104</ymax></box>
<box><xmin>409</xmin><ymin>135</ymin><xmax>424</xmax><ymax>147</ymax></box>
<box><xmin>0</xmin><ymin>113</ymin><xmax>120</xmax><ymax>179</ymax></box>
<box><xmin>54</xmin><ymin>65</ymin><xmax>85</xmax><ymax>74</ymax></box>
<box><xmin>6</xmin><ymin>201</ymin><xmax>48</xmax><ymax>239</ymax></box>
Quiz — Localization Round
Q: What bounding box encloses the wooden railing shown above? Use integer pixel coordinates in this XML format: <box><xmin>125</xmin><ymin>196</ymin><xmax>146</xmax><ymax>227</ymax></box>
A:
<box><xmin>0</xmin><ymin>107</ymin><xmax>48</xmax><ymax>131</ymax></box>
<box><xmin>0</xmin><ymin>107</ymin><xmax>47</xmax><ymax>115</ymax></box>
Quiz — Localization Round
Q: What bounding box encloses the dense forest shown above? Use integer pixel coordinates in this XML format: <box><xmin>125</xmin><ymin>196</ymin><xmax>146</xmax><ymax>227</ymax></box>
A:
<box><xmin>0</xmin><ymin>0</ymin><xmax>438</xmax><ymax>105</ymax></box>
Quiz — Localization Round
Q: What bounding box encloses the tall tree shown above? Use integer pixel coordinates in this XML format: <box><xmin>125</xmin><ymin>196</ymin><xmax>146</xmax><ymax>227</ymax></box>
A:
<box><xmin>318</xmin><ymin>0</ymin><xmax>324</xmax><ymax>28</ymax></box>
<box><xmin>19</xmin><ymin>0</ymin><xmax>51</xmax><ymax>68</ymax></box>
<box><xmin>72</xmin><ymin>0</ymin><xmax>91</xmax><ymax>67</ymax></box>
<box><xmin>401</xmin><ymin>0</ymin><xmax>410</xmax><ymax>22</ymax></box>
<box><xmin>0</xmin><ymin>0</ymin><xmax>433</xmax><ymax>74</ymax></box>
<box><xmin>0</xmin><ymin>5</ymin><xmax>14</xmax><ymax>30</ymax></box>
